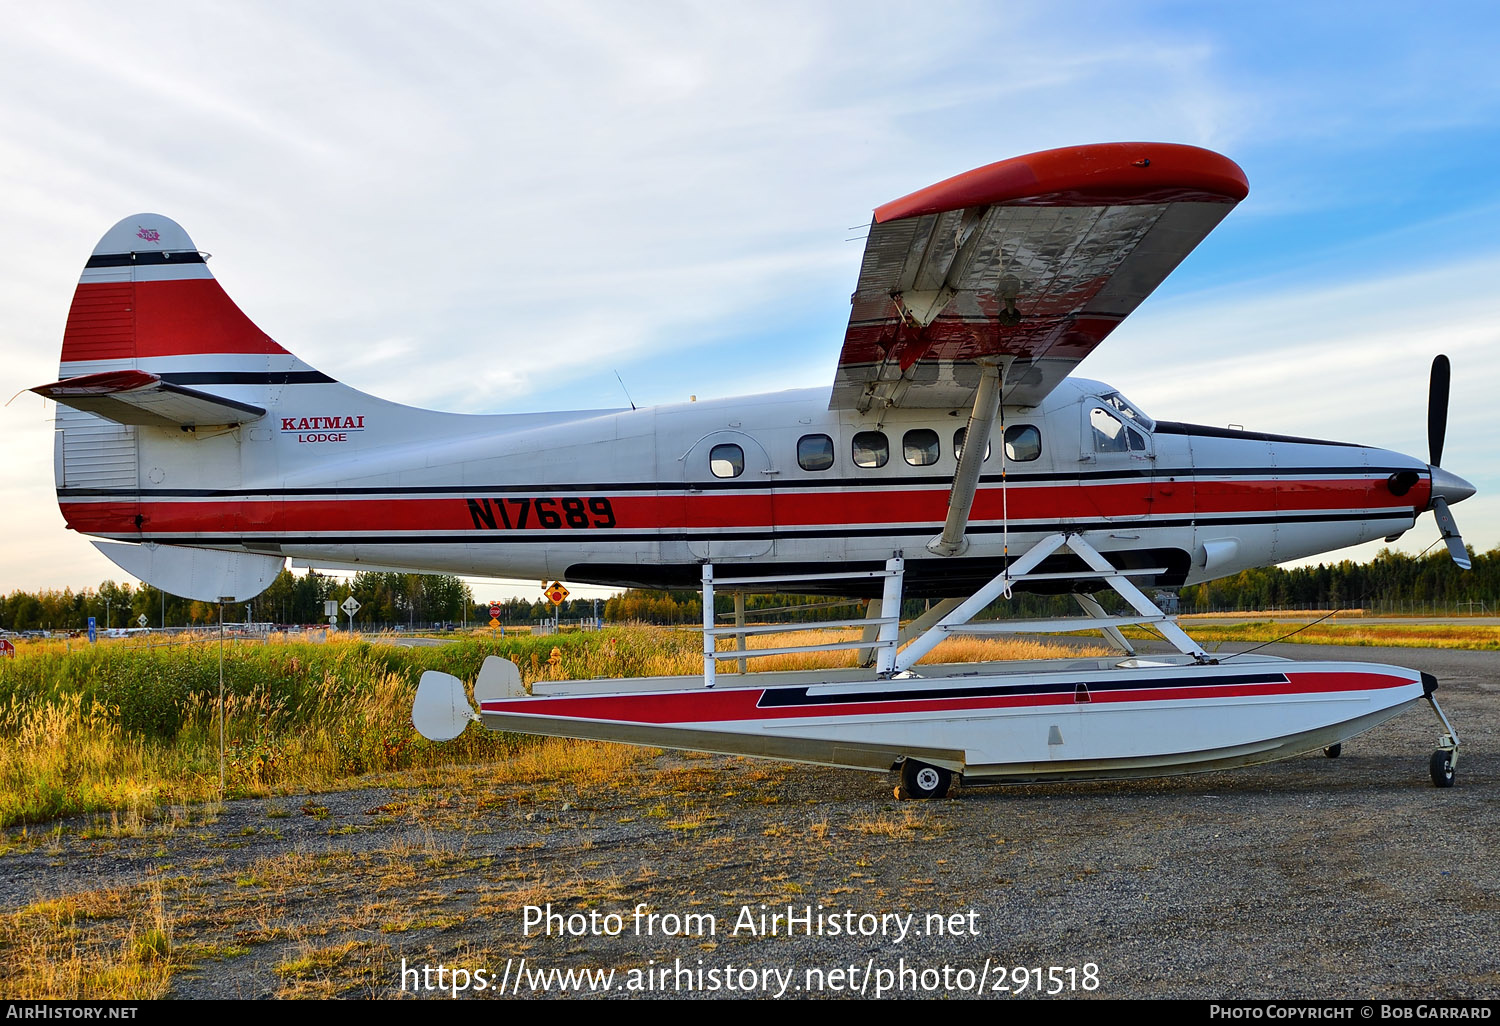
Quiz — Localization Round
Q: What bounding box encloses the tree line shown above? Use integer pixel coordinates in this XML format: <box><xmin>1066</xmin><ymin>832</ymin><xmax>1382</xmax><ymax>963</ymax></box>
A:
<box><xmin>1</xmin><ymin>569</ymin><xmax>473</xmax><ymax>632</ymax></box>
<box><xmin>5</xmin><ymin>545</ymin><xmax>1493</xmax><ymax>633</ymax></box>
<box><xmin>595</xmin><ymin>545</ymin><xmax>1499</xmax><ymax>624</ymax></box>
<box><xmin>1176</xmin><ymin>546</ymin><xmax>1495</xmax><ymax>613</ymax></box>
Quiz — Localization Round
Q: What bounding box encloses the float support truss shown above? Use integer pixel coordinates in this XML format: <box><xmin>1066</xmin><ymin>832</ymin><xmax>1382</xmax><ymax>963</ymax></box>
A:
<box><xmin>891</xmin><ymin>532</ymin><xmax>1209</xmax><ymax>674</ymax></box>
<box><xmin>698</xmin><ymin>533</ymin><xmax>1208</xmax><ymax>688</ymax></box>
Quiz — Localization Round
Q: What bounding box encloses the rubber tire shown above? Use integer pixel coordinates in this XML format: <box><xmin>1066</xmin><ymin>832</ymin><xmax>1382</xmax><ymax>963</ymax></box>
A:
<box><xmin>1323</xmin><ymin>743</ymin><xmax>1342</xmax><ymax>759</ymax></box>
<box><xmin>1430</xmin><ymin>750</ymin><xmax>1455</xmax><ymax>788</ymax></box>
<box><xmin>894</xmin><ymin>760</ymin><xmax>953</xmax><ymax>800</ymax></box>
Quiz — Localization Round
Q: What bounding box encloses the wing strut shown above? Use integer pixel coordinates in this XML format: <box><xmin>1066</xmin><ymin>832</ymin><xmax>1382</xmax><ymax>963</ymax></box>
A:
<box><xmin>927</xmin><ymin>361</ymin><xmax>1002</xmax><ymax>557</ymax></box>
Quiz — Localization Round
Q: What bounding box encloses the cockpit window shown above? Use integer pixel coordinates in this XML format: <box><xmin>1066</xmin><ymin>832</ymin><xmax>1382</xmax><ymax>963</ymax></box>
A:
<box><xmin>710</xmin><ymin>443</ymin><xmax>744</xmax><ymax>478</ymax></box>
<box><xmin>1099</xmin><ymin>391</ymin><xmax>1154</xmax><ymax>430</ymax></box>
<box><xmin>1090</xmin><ymin>406</ymin><xmax>1147</xmax><ymax>453</ymax></box>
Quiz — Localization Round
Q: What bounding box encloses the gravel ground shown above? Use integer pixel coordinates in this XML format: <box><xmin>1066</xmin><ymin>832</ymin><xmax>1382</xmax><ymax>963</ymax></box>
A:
<box><xmin>5</xmin><ymin>643</ymin><xmax>1497</xmax><ymax>1001</ymax></box>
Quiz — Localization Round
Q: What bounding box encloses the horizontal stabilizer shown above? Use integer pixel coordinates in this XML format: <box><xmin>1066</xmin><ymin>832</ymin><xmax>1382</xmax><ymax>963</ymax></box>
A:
<box><xmin>94</xmin><ymin>541</ymin><xmax>284</xmax><ymax>603</ymax></box>
<box><xmin>34</xmin><ymin>370</ymin><xmax>265</xmax><ymax>429</ymax></box>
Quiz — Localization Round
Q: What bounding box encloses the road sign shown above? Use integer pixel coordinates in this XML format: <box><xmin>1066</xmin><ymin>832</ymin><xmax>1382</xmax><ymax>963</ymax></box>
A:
<box><xmin>0</xmin><ymin>639</ymin><xmax>14</xmax><ymax>658</ymax></box>
<box><xmin>545</xmin><ymin>581</ymin><xmax>570</xmax><ymax>605</ymax></box>
<box><xmin>137</xmin><ymin>614</ymin><xmax>148</xmax><ymax>627</ymax></box>
<box><xmin>328</xmin><ymin>616</ymin><xmax>338</xmax><ymax>626</ymax></box>
<box><xmin>341</xmin><ymin>596</ymin><xmax>361</xmax><ymax>616</ymax></box>
<box><xmin>488</xmin><ymin>617</ymin><xmax>500</xmax><ymax>628</ymax></box>
<box><xmin>324</xmin><ymin>599</ymin><xmax>339</xmax><ymax>617</ymax></box>
<box><xmin>489</xmin><ymin>604</ymin><xmax>501</xmax><ymax>619</ymax></box>
<box><xmin>87</xmin><ymin>617</ymin><xmax>96</xmax><ymax>643</ymax></box>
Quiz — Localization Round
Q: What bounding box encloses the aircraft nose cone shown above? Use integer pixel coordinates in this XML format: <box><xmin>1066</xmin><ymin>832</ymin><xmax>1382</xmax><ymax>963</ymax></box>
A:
<box><xmin>1430</xmin><ymin>466</ymin><xmax>1476</xmax><ymax>507</ymax></box>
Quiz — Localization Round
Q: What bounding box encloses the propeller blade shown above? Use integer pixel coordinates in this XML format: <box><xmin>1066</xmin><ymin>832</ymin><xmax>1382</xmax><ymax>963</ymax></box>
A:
<box><xmin>1429</xmin><ymin>354</ymin><xmax>1450</xmax><ymax>467</ymax></box>
<box><xmin>1431</xmin><ymin>496</ymin><xmax>1471</xmax><ymax>571</ymax></box>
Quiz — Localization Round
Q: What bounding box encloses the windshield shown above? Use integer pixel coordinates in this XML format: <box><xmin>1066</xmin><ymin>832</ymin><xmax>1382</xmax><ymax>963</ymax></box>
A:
<box><xmin>1098</xmin><ymin>391</ymin><xmax>1153</xmax><ymax>431</ymax></box>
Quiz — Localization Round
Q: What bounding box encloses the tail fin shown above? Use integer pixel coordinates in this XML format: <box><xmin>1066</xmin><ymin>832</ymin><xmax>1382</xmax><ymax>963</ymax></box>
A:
<box><xmin>43</xmin><ymin>214</ymin><xmax>477</xmax><ymax>602</ymax></box>
<box><xmin>44</xmin><ymin>214</ymin><xmax>318</xmax><ymax>599</ymax></box>
<box><xmin>61</xmin><ymin>214</ymin><xmax>292</xmax><ymax>366</ymax></box>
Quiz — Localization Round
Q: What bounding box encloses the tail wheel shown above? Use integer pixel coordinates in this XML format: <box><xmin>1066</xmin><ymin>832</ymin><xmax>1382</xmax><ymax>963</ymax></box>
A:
<box><xmin>1323</xmin><ymin>743</ymin><xmax>1342</xmax><ymax>759</ymax></box>
<box><xmin>1430</xmin><ymin>750</ymin><xmax>1456</xmax><ymax>788</ymax></box>
<box><xmin>894</xmin><ymin>760</ymin><xmax>953</xmax><ymax>800</ymax></box>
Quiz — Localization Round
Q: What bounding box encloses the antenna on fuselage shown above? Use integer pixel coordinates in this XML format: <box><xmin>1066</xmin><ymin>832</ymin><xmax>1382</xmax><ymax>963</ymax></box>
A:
<box><xmin>613</xmin><ymin>370</ymin><xmax>637</xmax><ymax>411</ymax></box>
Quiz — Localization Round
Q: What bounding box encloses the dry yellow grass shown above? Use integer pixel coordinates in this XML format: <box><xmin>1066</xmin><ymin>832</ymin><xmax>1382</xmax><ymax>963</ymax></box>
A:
<box><xmin>846</xmin><ymin>806</ymin><xmax>943</xmax><ymax>839</ymax></box>
<box><xmin>1159</xmin><ymin>621</ymin><xmax>1500</xmax><ymax>651</ymax></box>
<box><xmin>709</xmin><ymin>627</ymin><xmax>1109</xmax><ymax>672</ymax></box>
<box><xmin>0</xmin><ymin>881</ymin><xmax>175</xmax><ymax>1000</ymax></box>
<box><xmin>1181</xmin><ymin>609</ymin><xmax>1355</xmax><ymax>619</ymax></box>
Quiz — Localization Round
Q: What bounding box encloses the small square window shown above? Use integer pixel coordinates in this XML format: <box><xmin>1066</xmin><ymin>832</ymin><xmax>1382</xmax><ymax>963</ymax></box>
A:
<box><xmin>953</xmin><ymin>427</ymin><xmax>991</xmax><ymax>462</ymax></box>
<box><xmin>797</xmin><ymin>434</ymin><xmax>834</xmax><ymax>472</ymax></box>
<box><xmin>851</xmin><ymin>431</ymin><xmax>888</xmax><ymax>468</ymax></box>
<box><xmin>903</xmin><ymin>428</ymin><xmax>939</xmax><ymax>466</ymax></box>
<box><xmin>1003</xmin><ymin>424</ymin><xmax>1041</xmax><ymax>462</ymax></box>
<box><xmin>710</xmin><ymin>443</ymin><xmax>744</xmax><ymax>478</ymax></box>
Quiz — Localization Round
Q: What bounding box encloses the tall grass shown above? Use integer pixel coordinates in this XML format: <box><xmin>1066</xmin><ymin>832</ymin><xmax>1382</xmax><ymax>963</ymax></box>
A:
<box><xmin>0</xmin><ymin>625</ymin><xmax>1102</xmax><ymax>826</ymax></box>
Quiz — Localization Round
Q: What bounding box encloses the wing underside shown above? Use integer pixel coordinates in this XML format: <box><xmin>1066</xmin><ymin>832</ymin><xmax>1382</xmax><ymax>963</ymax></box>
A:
<box><xmin>831</xmin><ymin>142</ymin><xmax>1249</xmax><ymax>412</ymax></box>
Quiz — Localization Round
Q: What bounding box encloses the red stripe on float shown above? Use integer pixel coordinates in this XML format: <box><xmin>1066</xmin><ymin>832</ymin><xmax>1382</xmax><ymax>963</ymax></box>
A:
<box><xmin>479</xmin><ymin>671</ymin><xmax>1411</xmax><ymax>725</ymax></box>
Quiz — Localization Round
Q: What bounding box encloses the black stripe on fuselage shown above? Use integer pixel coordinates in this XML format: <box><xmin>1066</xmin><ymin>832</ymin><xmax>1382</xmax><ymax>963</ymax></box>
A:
<box><xmin>158</xmin><ymin>371</ymin><xmax>337</xmax><ymax>386</ymax></box>
<box><xmin>1153</xmin><ymin>421</ymin><xmax>1368</xmax><ymax>448</ymax></box>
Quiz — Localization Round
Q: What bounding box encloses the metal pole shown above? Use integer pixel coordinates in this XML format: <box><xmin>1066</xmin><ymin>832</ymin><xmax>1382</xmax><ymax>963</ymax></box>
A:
<box><xmin>217</xmin><ymin>600</ymin><xmax>226</xmax><ymax>794</ymax></box>
<box><xmin>875</xmin><ymin>557</ymin><xmax>904</xmax><ymax>675</ymax></box>
<box><xmin>734</xmin><ymin>592</ymin><xmax>747</xmax><ymax>674</ymax></box>
<box><xmin>701</xmin><ymin>564</ymin><xmax>716</xmax><ymax>689</ymax></box>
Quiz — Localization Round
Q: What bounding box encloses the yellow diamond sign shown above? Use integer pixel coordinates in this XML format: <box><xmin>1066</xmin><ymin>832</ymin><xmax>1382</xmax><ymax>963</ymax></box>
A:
<box><xmin>545</xmin><ymin>581</ymin><xmax>570</xmax><ymax>605</ymax></box>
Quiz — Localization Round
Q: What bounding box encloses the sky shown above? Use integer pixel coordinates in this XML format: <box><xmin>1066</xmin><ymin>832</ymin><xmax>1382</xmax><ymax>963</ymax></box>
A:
<box><xmin>3</xmin><ymin>1</ymin><xmax>1499</xmax><ymax>604</ymax></box>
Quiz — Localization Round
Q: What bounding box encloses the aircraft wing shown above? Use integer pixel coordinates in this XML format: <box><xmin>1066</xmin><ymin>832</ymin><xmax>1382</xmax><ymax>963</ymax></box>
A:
<box><xmin>830</xmin><ymin>142</ymin><xmax>1248</xmax><ymax>412</ymax></box>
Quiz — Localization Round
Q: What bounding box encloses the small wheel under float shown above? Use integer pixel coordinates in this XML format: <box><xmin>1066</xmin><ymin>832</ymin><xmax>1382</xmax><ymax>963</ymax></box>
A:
<box><xmin>894</xmin><ymin>760</ymin><xmax>953</xmax><ymax>800</ymax></box>
<box><xmin>1430</xmin><ymin>749</ymin><xmax>1456</xmax><ymax>788</ymax></box>
<box><xmin>1323</xmin><ymin>743</ymin><xmax>1342</xmax><ymax>759</ymax></box>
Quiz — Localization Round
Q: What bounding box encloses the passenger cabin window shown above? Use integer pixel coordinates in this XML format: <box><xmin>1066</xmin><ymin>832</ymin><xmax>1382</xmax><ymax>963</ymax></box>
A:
<box><xmin>851</xmin><ymin>431</ymin><xmax>888</xmax><ymax>468</ymax></box>
<box><xmin>710</xmin><ymin>443</ymin><xmax>744</xmax><ymax>478</ymax></box>
<box><xmin>1003</xmin><ymin>424</ymin><xmax>1041</xmax><ymax>462</ymax></box>
<box><xmin>1090</xmin><ymin>407</ymin><xmax>1147</xmax><ymax>453</ymax></box>
<box><xmin>903</xmin><ymin>429</ymin><xmax>939</xmax><ymax>466</ymax></box>
<box><xmin>797</xmin><ymin>434</ymin><xmax>834</xmax><ymax>472</ymax></box>
<box><xmin>953</xmin><ymin>427</ymin><xmax>991</xmax><ymax>462</ymax></box>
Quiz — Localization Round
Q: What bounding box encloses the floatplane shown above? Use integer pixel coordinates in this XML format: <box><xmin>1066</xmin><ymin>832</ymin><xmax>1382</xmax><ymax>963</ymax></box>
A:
<box><xmin>34</xmin><ymin>142</ymin><xmax>1472</xmax><ymax>797</ymax></box>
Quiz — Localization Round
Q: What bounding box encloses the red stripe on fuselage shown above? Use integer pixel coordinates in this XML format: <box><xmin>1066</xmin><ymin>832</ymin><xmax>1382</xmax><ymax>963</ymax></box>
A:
<box><xmin>59</xmin><ymin>477</ymin><xmax>1423</xmax><ymax>536</ymax></box>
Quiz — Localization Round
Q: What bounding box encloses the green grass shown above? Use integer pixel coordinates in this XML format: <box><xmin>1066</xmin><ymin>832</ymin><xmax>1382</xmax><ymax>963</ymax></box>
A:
<box><xmin>0</xmin><ymin>628</ymin><xmax>695</xmax><ymax>826</ymax></box>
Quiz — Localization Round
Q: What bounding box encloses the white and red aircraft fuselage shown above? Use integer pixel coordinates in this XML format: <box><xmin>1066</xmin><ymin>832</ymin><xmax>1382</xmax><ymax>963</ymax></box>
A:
<box><xmin>35</xmin><ymin>142</ymin><xmax>1475</xmax><ymax>795</ymax></box>
<box><xmin>35</xmin><ymin>142</ymin><xmax>1473</xmax><ymax>602</ymax></box>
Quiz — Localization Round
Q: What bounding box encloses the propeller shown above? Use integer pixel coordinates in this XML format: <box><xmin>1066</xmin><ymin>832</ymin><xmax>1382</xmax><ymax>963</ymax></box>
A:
<box><xmin>1425</xmin><ymin>355</ymin><xmax>1472</xmax><ymax>571</ymax></box>
<box><xmin>1429</xmin><ymin>354</ymin><xmax>1449</xmax><ymax>467</ymax></box>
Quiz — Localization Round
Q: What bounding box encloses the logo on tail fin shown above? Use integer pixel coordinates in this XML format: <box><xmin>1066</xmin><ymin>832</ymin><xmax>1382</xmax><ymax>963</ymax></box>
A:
<box><xmin>136</xmin><ymin>226</ymin><xmax>161</xmax><ymax>243</ymax></box>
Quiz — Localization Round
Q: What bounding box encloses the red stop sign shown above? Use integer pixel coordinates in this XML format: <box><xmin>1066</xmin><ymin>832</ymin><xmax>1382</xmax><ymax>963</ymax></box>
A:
<box><xmin>488</xmin><ymin>604</ymin><xmax>501</xmax><ymax>619</ymax></box>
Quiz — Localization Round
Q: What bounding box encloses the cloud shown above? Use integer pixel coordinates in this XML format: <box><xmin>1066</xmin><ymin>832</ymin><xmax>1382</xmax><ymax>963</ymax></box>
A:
<box><xmin>3</xmin><ymin>4</ymin><xmax>1498</xmax><ymax>593</ymax></box>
